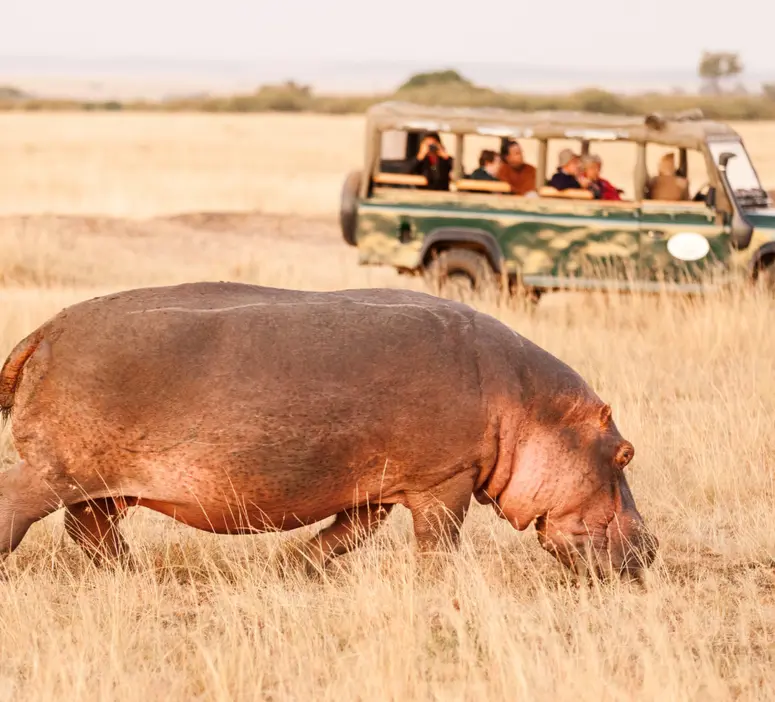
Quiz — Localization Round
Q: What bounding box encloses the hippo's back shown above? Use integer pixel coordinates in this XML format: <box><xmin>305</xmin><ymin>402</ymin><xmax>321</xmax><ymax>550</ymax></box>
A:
<box><xmin>12</xmin><ymin>283</ymin><xmax>493</xmax><ymax>489</ymax></box>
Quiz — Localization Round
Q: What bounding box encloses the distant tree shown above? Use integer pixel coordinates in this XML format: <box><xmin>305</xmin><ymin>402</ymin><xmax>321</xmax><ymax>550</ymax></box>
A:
<box><xmin>763</xmin><ymin>83</ymin><xmax>775</xmax><ymax>101</ymax></box>
<box><xmin>698</xmin><ymin>51</ymin><xmax>744</xmax><ymax>94</ymax></box>
<box><xmin>399</xmin><ymin>69</ymin><xmax>473</xmax><ymax>91</ymax></box>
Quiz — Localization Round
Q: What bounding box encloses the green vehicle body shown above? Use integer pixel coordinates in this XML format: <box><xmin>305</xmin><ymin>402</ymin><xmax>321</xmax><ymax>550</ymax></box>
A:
<box><xmin>339</xmin><ymin>101</ymin><xmax>775</xmax><ymax>295</ymax></box>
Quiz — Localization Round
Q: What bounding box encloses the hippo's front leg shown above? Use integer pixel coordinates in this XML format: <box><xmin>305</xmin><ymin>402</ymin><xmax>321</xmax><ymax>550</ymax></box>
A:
<box><xmin>296</xmin><ymin>502</ymin><xmax>395</xmax><ymax>574</ymax></box>
<box><xmin>404</xmin><ymin>469</ymin><xmax>477</xmax><ymax>552</ymax></box>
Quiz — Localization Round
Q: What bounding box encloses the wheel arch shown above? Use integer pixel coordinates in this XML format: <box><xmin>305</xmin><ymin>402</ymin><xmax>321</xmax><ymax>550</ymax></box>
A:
<box><xmin>420</xmin><ymin>228</ymin><xmax>505</xmax><ymax>274</ymax></box>
<box><xmin>748</xmin><ymin>241</ymin><xmax>775</xmax><ymax>280</ymax></box>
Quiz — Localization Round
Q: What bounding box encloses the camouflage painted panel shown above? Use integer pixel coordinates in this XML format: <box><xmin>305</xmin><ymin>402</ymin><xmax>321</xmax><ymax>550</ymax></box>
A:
<box><xmin>638</xmin><ymin>202</ymin><xmax>730</xmax><ymax>284</ymax></box>
<box><xmin>356</xmin><ymin>211</ymin><xmax>424</xmax><ymax>269</ymax></box>
<box><xmin>354</xmin><ymin>185</ymin><xmax>775</xmax><ymax>289</ymax></box>
<box><xmin>358</xmin><ymin>187</ymin><xmax>644</xmax><ymax>279</ymax></box>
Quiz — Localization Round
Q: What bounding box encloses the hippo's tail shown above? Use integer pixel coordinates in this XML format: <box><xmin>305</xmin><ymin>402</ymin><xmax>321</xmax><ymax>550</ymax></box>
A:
<box><xmin>0</xmin><ymin>328</ymin><xmax>45</xmax><ymax>426</ymax></box>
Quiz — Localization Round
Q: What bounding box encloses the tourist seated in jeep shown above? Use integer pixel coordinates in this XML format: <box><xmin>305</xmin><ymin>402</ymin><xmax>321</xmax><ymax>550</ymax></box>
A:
<box><xmin>407</xmin><ymin>130</ymin><xmax>453</xmax><ymax>191</ymax></box>
<box><xmin>582</xmin><ymin>153</ymin><xmax>622</xmax><ymax>200</ymax></box>
<box><xmin>496</xmin><ymin>140</ymin><xmax>537</xmax><ymax>195</ymax></box>
<box><xmin>646</xmin><ymin>152</ymin><xmax>690</xmax><ymax>201</ymax></box>
<box><xmin>469</xmin><ymin>149</ymin><xmax>501</xmax><ymax>181</ymax></box>
<box><xmin>548</xmin><ymin>148</ymin><xmax>588</xmax><ymax>190</ymax></box>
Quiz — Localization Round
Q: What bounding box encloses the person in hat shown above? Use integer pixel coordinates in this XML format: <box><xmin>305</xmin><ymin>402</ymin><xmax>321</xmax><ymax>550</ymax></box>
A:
<box><xmin>581</xmin><ymin>153</ymin><xmax>622</xmax><ymax>200</ymax></box>
<box><xmin>408</xmin><ymin>131</ymin><xmax>453</xmax><ymax>191</ymax></box>
<box><xmin>548</xmin><ymin>148</ymin><xmax>587</xmax><ymax>191</ymax></box>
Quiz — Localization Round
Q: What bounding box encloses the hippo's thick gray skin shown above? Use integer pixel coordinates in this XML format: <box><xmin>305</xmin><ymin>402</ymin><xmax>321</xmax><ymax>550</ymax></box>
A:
<box><xmin>0</xmin><ymin>282</ymin><xmax>657</xmax><ymax>579</ymax></box>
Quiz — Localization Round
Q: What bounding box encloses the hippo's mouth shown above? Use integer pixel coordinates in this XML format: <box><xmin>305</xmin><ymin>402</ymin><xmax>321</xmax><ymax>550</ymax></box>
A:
<box><xmin>533</xmin><ymin>513</ymin><xmax>613</xmax><ymax>578</ymax></box>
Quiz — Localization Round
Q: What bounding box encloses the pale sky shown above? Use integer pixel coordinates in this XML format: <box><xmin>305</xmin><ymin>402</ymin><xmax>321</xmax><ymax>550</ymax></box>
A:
<box><xmin>4</xmin><ymin>0</ymin><xmax>773</xmax><ymax>72</ymax></box>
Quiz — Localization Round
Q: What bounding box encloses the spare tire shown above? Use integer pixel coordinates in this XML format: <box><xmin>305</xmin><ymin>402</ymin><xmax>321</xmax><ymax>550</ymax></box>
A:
<box><xmin>340</xmin><ymin>170</ymin><xmax>362</xmax><ymax>247</ymax></box>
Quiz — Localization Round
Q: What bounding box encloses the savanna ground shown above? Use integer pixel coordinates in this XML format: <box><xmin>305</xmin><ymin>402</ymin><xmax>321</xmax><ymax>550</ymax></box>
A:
<box><xmin>0</xmin><ymin>112</ymin><xmax>774</xmax><ymax>701</ymax></box>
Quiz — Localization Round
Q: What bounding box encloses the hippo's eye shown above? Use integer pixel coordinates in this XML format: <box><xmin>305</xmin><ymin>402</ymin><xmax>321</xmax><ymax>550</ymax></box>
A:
<box><xmin>614</xmin><ymin>443</ymin><xmax>634</xmax><ymax>469</ymax></box>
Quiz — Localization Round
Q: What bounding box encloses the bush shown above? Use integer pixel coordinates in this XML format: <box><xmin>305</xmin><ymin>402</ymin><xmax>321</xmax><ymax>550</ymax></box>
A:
<box><xmin>0</xmin><ymin>85</ymin><xmax>29</xmax><ymax>100</ymax></box>
<box><xmin>568</xmin><ymin>88</ymin><xmax>628</xmax><ymax>114</ymax></box>
<box><xmin>398</xmin><ymin>70</ymin><xmax>473</xmax><ymax>91</ymax></box>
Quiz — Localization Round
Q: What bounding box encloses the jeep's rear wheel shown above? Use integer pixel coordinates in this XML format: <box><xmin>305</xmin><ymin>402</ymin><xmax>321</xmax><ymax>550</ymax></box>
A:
<box><xmin>424</xmin><ymin>249</ymin><xmax>499</xmax><ymax>302</ymax></box>
<box><xmin>340</xmin><ymin>170</ymin><xmax>362</xmax><ymax>247</ymax></box>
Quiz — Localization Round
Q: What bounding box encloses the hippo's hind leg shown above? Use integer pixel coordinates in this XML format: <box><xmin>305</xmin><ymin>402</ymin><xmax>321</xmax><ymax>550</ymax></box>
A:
<box><xmin>404</xmin><ymin>469</ymin><xmax>477</xmax><ymax>553</ymax></box>
<box><xmin>64</xmin><ymin>497</ymin><xmax>136</xmax><ymax>567</ymax></box>
<box><xmin>0</xmin><ymin>460</ymin><xmax>88</xmax><ymax>555</ymax></box>
<box><xmin>296</xmin><ymin>503</ymin><xmax>394</xmax><ymax>574</ymax></box>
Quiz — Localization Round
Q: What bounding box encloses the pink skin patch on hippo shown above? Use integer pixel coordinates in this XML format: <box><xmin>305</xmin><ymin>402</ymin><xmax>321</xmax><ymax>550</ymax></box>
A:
<box><xmin>497</xmin><ymin>426</ymin><xmax>624</xmax><ymax>542</ymax></box>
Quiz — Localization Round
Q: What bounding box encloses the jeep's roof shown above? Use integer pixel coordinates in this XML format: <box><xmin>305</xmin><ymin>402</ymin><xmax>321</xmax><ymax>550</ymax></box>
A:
<box><xmin>365</xmin><ymin>101</ymin><xmax>741</xmax><ymax>150</ymax></box>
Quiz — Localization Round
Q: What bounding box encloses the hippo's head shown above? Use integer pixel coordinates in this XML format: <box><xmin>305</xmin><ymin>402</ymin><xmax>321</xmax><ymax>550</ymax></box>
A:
<box><xmin>493</xmin><ymin>401</ymin><xmax>657</xmax><ymax>582</ymax></box>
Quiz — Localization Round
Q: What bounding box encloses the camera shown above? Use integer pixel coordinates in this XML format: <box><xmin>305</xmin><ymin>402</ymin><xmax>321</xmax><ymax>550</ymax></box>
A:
<box><xmin>428</xmin><ymin>143</ymin><xmax>439</xmax><ymax>153</ymax></box>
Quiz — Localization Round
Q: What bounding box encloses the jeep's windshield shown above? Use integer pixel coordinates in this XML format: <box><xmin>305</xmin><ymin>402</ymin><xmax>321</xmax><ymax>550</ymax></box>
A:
<box><xmin>708</xmin><ymin>140</ymin><xmax>769</xmax><ymax>208</ymax></box>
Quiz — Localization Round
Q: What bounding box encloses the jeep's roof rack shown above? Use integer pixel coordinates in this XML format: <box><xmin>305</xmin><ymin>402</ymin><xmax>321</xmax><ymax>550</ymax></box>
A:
<box><xmin>365</xmin><ymin>102</ymin><xmax>738</xmax><ymax>150</ymax></box>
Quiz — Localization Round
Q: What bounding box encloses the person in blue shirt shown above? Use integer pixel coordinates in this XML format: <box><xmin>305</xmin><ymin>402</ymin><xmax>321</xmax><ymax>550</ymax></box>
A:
<box><xmin>548</xmin><ymin>148</ymin><xmax>589</xmax><ymax>191</ymax></box>
<box><xmin>469</xmin><ymin>150</ymin><xmax>502</xmax><ymax>180</ymax></box>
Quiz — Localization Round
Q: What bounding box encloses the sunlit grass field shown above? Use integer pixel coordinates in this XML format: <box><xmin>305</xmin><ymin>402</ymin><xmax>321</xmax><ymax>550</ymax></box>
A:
<box><xmin>0</xmin><ymin>113</ymin><xmax>772</xmax><ymax>700</ymax></box>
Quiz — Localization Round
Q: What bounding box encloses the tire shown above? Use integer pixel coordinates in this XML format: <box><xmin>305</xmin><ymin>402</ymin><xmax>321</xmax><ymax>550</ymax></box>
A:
<box><xmin>423</xmin><ymin>248</ymin><xmax>499</xmax><ymax>302</ymax></box>
<box><xmin>340</xmin><ymin>170</ymin><xmax>362</xmax><ymax>247</ymax></box>
<box><xmin>755</xmin><ymin>261</ymin><xmax>775</xmax><ymax>294</ymax></box>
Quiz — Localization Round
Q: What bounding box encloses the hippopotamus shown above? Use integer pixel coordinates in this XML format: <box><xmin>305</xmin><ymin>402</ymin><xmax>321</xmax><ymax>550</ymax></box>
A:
<box><xmin>0</xmin><ymin>282</ymin><xmax>657</xmax><ymax>580</ymax></box>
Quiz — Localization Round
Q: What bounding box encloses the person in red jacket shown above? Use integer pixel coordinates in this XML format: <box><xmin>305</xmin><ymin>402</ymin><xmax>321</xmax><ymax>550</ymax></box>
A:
<box><xmin>582</xmin><ymin>153</ymin><xmax>623</xmax><ymax>200</ymax></box>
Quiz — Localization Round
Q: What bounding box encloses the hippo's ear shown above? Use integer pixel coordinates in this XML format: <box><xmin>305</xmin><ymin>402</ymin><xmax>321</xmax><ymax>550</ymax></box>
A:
<box><xmin>599</xmin><ymin>404</ymin><xmax>612</xmax><ymax>428</ymax></box>
<box><xmin>614</xmin><ymin>441</ymin><xmax>634</xmax><ymax>470</ymax></box>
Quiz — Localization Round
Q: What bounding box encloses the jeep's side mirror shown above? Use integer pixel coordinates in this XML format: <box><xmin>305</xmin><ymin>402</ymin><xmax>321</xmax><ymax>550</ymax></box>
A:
<box><xmin>718</xmin><ymin>152</ymin><xmax>737</xmax><ymax>169</ymax></box>
<box><xmin>715</xmin><ymin>151</ymin><xmax>754</xmax><ymax>250</ymax></box>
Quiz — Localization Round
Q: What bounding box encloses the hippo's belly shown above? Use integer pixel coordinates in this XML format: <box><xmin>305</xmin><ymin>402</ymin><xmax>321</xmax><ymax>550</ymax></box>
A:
<box><xmin>123</xmin><ymin>443</ymin><xmax>409</xmax><ymax>533</ymax></box>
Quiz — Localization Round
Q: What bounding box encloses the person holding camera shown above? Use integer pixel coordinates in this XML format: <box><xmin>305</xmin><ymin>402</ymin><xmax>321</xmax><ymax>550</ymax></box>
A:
<box><xmin>408</xmin><ymin>131</ymin><xmax>453</xmax><ymax>190</ymax></box>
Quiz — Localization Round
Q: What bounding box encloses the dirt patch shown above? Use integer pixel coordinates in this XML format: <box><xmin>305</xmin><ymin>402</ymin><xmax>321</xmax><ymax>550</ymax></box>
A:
<box><xmin>160</xmin><ymin>211</ymin><xmax>339</xmax><ymax>242</ymax></box>
<box><xmin>0</xmin><ymin>211</ymin><xmax>340</xmax><ymax>244</ymax></box>
<box><xmin>0</xmin><ymin>211</ymin><xmax>396</xmax><ymax>291</ymax></box>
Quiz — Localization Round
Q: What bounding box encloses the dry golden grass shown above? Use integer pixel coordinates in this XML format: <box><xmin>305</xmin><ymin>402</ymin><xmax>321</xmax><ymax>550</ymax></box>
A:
<box><xmin>0</xmin><ymin>113</ymin><xmax>773</xmax><ymax>700</ymax></box>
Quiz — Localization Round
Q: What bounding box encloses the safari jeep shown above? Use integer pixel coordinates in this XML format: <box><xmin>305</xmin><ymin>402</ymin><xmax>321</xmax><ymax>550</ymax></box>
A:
<box><xmin>339</xmin><ymin>101</ymin><xmax>775</xmax><ymax>299</ymax></box>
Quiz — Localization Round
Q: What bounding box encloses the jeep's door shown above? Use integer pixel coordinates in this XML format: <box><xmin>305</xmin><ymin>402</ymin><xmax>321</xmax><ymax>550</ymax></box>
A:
<box><xmin>637</xmin><ymin>199</ymin><xmax>731</xmax><ymax>291</ymax></box>
<box><xmin>517</xmin><ymin>196</ymin><xmax>643</xmax><ymax>292</ymax></box>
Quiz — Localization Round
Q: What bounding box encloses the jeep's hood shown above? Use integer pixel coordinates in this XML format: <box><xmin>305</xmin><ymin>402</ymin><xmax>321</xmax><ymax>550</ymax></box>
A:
<box><xmin>745</xmin><ymin>207</ymin><xmax>775</xmax><ymax>229</ymax></box>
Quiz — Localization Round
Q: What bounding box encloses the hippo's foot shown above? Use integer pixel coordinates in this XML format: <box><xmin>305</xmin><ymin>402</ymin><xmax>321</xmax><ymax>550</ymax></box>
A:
<box><xmin>64</xmin><ymin>497</ymin><xmax>135</xmax><ymax>569</ymax></box>
<box><xmin>413</xmin><ymin>549</ymin><xmax>459</xmax><ymax>583</ymax></box>
<box><xmin>280</xmin><ymin>503</ymin><xmax>395</xmax><ymax>579</ymax></box>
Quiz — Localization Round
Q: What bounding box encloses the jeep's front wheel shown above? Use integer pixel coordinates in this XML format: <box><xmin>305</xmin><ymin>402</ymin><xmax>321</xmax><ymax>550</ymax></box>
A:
<box><xmin>755</xmin><ymin>260</ymin><xmax>775</xmax><ymax>293</ymax></box>
<box><xmin>424</xmin><ymin>249</ymin><xmax>499</xmax><ymax>302</ymax></box>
